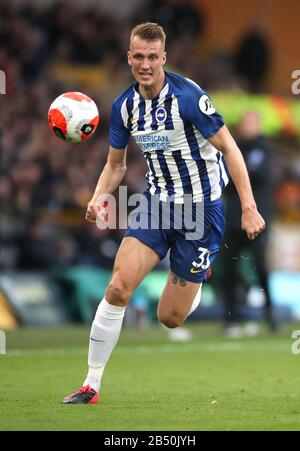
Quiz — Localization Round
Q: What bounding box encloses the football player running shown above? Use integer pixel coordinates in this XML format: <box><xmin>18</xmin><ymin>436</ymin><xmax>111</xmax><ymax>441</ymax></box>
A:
<box><xmin>62</xmin><ymin>22</ymin><xmax>264</xmax><ymax>404</ymax></box>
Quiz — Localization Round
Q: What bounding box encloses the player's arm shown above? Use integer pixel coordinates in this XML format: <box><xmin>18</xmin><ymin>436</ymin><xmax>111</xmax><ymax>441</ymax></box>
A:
<box><xmin>208</xmin><ymin>125</ymin><xmax>265</xmax><ymax>240</ymax></box>
<box><xmin>85</xmin><ymin>146</ymin><xmax>127</xmax><ymax>223</ymax></box>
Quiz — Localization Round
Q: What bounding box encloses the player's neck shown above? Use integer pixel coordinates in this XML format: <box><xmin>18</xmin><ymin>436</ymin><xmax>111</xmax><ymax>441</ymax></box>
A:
<box><xmin>139</xmin><ymin>72</ymin><xmax>166</xmax><ymax>100</ymax></box>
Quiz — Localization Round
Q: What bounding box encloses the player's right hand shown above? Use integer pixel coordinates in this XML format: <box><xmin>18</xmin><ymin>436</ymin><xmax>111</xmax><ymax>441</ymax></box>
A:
<box><xmin>85</xmin><ymin>200</ymin><xmax>108</xmax><ymax>225</ymax></box>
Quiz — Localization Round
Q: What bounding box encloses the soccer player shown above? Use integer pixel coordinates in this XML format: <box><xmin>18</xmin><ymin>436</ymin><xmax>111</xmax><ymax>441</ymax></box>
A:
<box><xmin>62</xmin><ymin>22</ymin><xmax>265</xmax><ymax>404</ymax></box>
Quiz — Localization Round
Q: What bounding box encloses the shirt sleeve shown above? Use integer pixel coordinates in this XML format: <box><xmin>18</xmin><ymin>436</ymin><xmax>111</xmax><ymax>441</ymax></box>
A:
<box><xmin>109</xmin><ymin>98</ymin><xmax>131</xmax><ymax>149</ymax></box>
<box><xmin>180</xmin><ymin>80</ymin><xmax>224</xmax><ymax>139</ymax></box>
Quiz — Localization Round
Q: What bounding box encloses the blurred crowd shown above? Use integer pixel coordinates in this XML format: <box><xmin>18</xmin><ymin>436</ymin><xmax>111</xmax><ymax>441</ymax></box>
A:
<box><xmin>0</xmin><ymin>0</ymin><xmax>298</xmax><ymax>273</ymax></box>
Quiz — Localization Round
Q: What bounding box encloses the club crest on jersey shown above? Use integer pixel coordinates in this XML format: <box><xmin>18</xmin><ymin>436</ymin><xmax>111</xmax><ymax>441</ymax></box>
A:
<box><xmin>155</xmin><ymin>107</ymin><xmax>167</xmax><ymax>124</ymax></box>
<box><xmin>199</xmin><ymin>95</ymin><xmax>215</xmax><ymax>115</ymax></box>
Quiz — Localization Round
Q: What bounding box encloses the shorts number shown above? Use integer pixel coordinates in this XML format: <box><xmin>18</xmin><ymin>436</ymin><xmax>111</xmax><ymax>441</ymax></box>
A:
<box><xmin>192</xmin><ymin>247</ymin><xmax>210</xmax><ymax>270</ymax></box>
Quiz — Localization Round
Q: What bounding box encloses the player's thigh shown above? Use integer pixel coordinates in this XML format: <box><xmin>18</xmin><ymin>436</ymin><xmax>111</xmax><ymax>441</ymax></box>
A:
<box><xmin>157</xmin><ymin>271</ymin><xmax>201</xmax><ymax>323</ymax></box>
<box><xmin>109</xmin><ymin>236</ymin><xmax>161</xmax><ymax>295</ymax></box>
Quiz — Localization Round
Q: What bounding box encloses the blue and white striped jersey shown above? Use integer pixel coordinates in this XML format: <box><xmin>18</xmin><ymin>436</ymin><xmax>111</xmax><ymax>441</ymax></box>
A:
<box><xmin>109</xmin><ymin>71</ymin><xmax>229</xmax><ymax>203</ymax></box>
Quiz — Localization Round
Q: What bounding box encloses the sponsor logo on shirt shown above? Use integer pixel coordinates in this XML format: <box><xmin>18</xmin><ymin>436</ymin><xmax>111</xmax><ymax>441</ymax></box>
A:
<box><xmin>135</xmin><ymin>135</ymin><xmax>171</xmax><ymax>151</ymax></box>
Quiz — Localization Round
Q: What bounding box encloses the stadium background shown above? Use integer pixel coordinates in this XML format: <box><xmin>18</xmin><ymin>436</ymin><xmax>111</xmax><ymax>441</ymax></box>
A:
<box><xmin>1</xmin><ymin>0</ymin><xmax>300</xmax><ymax>433</ymax></box>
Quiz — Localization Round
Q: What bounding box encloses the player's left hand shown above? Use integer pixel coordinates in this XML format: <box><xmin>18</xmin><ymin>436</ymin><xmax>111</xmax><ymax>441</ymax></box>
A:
<box><xmin>241</xmin><ymin>207</ymin><xmax>265</xmax><ymax>240</ymax></box>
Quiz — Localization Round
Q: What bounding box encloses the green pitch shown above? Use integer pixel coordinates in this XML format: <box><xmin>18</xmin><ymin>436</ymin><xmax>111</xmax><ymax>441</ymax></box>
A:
<box><xmin>1</xmin><ymin>323</ymin><xmax>300</xmax><ymax>431</ymax></box>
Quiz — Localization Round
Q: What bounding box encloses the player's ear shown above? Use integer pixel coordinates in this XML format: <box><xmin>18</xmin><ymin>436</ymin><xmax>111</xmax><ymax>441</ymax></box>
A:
<box><xmin>162</xmin><ymin>52</ymin><xmax>166</xmax><ymax>66</ymax></box>
<box><xmin>127</xmin><ymin>51</ymin><xmax>132</xmax><ymax>66</ymax></box>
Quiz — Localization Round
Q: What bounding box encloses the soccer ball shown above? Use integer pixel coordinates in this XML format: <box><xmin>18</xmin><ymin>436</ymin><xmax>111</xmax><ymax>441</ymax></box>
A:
<box><xmin>48</xmin><ymin>92</ymin><xmax>99</xmax><ymax>143</ymax></box>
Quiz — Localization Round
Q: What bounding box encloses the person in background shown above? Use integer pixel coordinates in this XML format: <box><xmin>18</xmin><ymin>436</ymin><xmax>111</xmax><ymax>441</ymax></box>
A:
<box><xmin>219</xmin><ymin>111</ymin><xmax>278</xmax><ymax>337</ymax></box>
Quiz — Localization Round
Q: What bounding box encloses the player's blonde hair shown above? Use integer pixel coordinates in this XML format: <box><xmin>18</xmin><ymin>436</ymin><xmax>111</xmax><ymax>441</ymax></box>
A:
<box><xmin>130</xmin><ymin>22</ymin><xmax>166</xmax><ymax>50</ymax></box>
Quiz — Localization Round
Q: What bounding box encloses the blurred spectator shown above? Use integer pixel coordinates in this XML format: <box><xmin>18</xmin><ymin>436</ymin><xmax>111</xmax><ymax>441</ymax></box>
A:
<box><xmin>0</xmin><ymin>174</ymin><xmax>21</xmax><ymax>269</ymax></box>
<box><xmin>234</xmin><ymin>26</ymin><xmax>271</xmax><ymax>92</ymax></box>
<box><xmin>133</xmin><ymin>0</ymin><xmax>205</xmax><ymax>43</ymax></box>
<box><xmin>18</xmin><ymin>216</ymin><xmax>79</xmax><ymax>269</ymax></box>
<box><xmin>17</xmin><ymin>216</ymin><xmax>58</xmax><ymax>269</ymax></box>
<box><xmin>74</xmin><ymin>225</ymin><xmax>122</xmax><ymax>270</ymax></box>
<box><xmin>218</xmin><ymin>111</ymin><xmax>279</xmax><ymax>336</ymax></box>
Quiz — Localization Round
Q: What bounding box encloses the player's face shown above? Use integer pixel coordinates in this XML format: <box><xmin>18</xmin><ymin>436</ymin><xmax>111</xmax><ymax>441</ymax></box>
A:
<box><xmin>128</xmin><ymin>37</ymin><xmax>166</xmax><ymax>95</ymax></box>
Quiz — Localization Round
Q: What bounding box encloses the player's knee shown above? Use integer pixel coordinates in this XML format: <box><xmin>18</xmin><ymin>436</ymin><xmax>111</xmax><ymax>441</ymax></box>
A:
<box><xmin>158</xmin><ymin>312</ymin><xmax>183</xmax><ymax>329</ymax></box>
<box><xmin>106</xmin><ymin>276</ymin><xmax>132</xmax><ymax>306</ymax></box>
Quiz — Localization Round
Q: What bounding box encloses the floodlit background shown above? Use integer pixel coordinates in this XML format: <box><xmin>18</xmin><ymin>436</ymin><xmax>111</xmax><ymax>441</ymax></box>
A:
<box><xmin>0</xmin><ymin>0</ymin><xmax>300</xmax><ymax>431</ymax></box>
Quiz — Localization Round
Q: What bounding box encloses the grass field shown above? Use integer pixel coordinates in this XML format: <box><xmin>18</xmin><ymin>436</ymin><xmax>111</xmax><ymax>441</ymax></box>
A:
<box><xmin>1</xmin><ymin>322</ymin><xmax>300</xmax><ymax>431</ymax></box>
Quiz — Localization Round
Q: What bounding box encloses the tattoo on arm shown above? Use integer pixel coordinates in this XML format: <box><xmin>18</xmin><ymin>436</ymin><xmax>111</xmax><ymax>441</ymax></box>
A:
<box><xmin>171</xmin><ymin>272</ymin><xmax>187</xmax><ymax>287</ymax></box>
